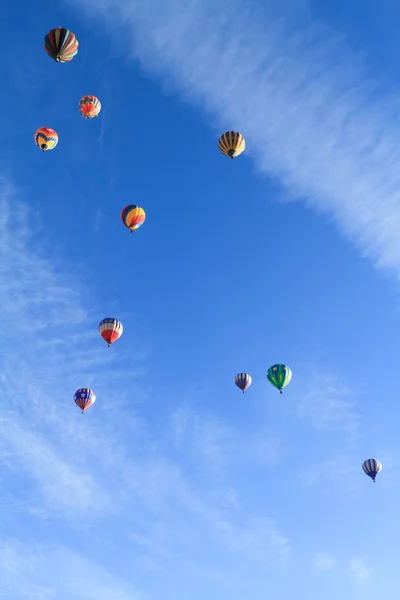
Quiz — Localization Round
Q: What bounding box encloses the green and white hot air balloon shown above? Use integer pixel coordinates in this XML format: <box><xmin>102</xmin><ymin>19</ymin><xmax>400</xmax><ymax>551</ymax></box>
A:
<box><xmin>267</xmin><ymin>364</ymin><xmax>292</xmax><ymax>394</ymax></box>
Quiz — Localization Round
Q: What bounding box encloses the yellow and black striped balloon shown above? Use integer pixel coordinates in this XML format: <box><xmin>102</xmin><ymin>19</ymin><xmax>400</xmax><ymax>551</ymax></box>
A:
<box><xmin>218</xmin><ymin>131</ymin><xmax>245</xmax><ymax>159</ymax></box>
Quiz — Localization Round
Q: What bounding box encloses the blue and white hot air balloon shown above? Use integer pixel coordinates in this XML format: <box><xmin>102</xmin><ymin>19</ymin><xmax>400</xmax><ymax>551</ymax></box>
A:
<box><xmin>362</xmin><ymin>458</ymin><xmax>382</xmax><ymax>482</ymax></box>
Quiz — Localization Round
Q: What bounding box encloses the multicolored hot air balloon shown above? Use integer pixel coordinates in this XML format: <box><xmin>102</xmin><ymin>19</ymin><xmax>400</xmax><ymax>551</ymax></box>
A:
<box><xmin>44</xmin><ymin>27</ymin><xmax>79</xmax><ymax>63</ymax></box>
<box><xmin>234</xmin><ymin>373</ymin><xmax>252</xmax><ymax>393</ymax></box>
<box><xmin>74</xmin><ymin>388</ymin><xmax>96</xmax><ymax>414</ymax></box>
<box><xmin>218</xmin><ymin>131</ymin><xmax>245</xmax><ymax>159</ymax></box>
<box><xmin>79</xmin><ymin>95</ymin><xmax>101</xmax><ymax>119</ymax></box>
<box><xmin>121</xmin><ymin>205</ymin><xmax>146</xmax><ymax>233</ymax></box>
<box><xmin>362</xmin><ymin>459</ymin><xmax>382</xmax><ymax>483</ymax></box>
<box><xmin>99</xmin><ymin>318</ymin><xmax>123</xmax><ymax>347</ymax></box>
<box><xmin>267</xmin><ymin>364</ymin><xmax>292</xmax><ymax>394</ymax></box>
<box><xmin>34</xmin><ymin>127</ymin><xmax>58</xmax><ymax>152</ymax></box>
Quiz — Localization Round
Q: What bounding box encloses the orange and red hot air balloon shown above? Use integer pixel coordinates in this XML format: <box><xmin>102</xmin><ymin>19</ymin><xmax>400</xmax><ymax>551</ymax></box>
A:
<box><xmin>121</xmin><ymin>205</ymin><xmax>146</xmax><ymax>233</ymax></box>
<box><xmin>98</xmin><ymin>318</ymin><xmax>123</xmax><ymax>347</ymax></box>
<box><xmin>79</xmin><ymin>95</ymin><xmax>101</xmax><ymax>119</ymax></box>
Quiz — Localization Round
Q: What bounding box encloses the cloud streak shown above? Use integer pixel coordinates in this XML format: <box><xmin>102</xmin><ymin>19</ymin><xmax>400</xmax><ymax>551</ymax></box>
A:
<box><xmin>312</xmin><ymin>552</ymin><xmax>336</xmax><ymax>572</ymax></box>
<box><xmin>297</xmin><ymin>374</ymin><xmax>360</xmax><ymax>445</ymax></box>
<box><xmin>0</xmin><ymin>177</ymin><xmax>291</xmax><ymax>585</ymax></box>
<box><xmin>69</xmin><ymin>0</ymin><xmax>400</xmax><ymax>278</ymax></box>
<box><xmin>349</xmin><ymin>557</ymin><xmax>371</xmax><ymax>582</ymax></box>
<box><xmin>0</xmin><ymin>539</ymin><xmax>144</xmax><ymax>600</ymax></box>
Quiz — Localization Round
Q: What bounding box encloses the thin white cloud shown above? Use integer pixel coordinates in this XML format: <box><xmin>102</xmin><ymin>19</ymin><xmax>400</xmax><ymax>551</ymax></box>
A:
<box><xmin>0</xmin><ymin>178</ymin><xmax>290</xmax><ymax>571</ymax></box>
<box><xmin>313</xmin><ymin>552</ymin><xmax>336</xmax><ymax>572</ymax></box>
<box><xmin>297</xmin><ymin>374</ymin><xmax>360</xmax><ymax>444</ymax></box>
<box><xmin>0</xmin><ymin>539</ymin><xmax>144</xmax><ymax>600</ymax></box>
<box><xmin>0</xmin><ymin>417</ymin><xmax>111</xmax><ymax>517</ymax></box>
<box><xmin>171</xmin><ymin>405</ymin><xmax>232</xmax><ymax>478</ymax></box>
<box><xmin>170</xmin><ymin>404</ymin><xmax>282</xmax><ymax>482</ymax></box>
<box><xmin>69</xmin><ymin>0</ymin><xmax>400</xmax><ymax>278</ymax></box>
<box><xmin>349</xmin><ymin>557</ymin><xmax>371</xmax><ymax>582</ymax></box>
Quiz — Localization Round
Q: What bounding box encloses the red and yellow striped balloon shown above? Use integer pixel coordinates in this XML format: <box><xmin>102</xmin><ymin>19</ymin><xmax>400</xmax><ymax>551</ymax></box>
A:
<box><xmin>120</xmin><ymin>205</ymin><xmax>146</xmax><ymax>233</ymax></box>
<box><xmin>34</xmin><ymin>127</ymin><xmax>58</xmax><ymax>152</ymax></box>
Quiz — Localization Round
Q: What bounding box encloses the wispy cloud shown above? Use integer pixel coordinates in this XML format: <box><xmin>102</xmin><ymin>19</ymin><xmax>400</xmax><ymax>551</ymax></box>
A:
<box><xmin>291</xmin><ymin>373</ymin><xmax>364</xmax><ymax>489</ymax></box>
<box><xmin>297</xmin><ymin>373</ymin><xmax>360</xmax><ymax>445</ymax></box>
<box><xmin>349</xmin><ymin>557</ymin><xmax>371</xmax><ymax>582</ymax></box>
<box><xmin>0</xmin><ymin>539</ymin><xmax>144</xmax><ymax>600</ymax></box>
<box><xmin>69</xmin><ymin>0</ymin><xmax>400</xmax><ymax>278</ymax></box>
<box><xmin>313</xmin><ymin>552</ymin><xmax>336</xmax><ymax>572</ymax></box>
<box><xmin>170</xmin><ymin>404</ymin><xmax>281</xmax><ymax>484</ymax></box>
<box><xmin>0</xmin><ymin>177</ymin><xmax>290</xmax><ymax>582</ymax></box>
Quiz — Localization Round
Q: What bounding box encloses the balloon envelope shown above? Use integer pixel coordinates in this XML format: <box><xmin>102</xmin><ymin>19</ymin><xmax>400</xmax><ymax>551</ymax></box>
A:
<box><xmin>234</xmin><ymin>373</ymin><xmax>252</xmax><ymax>392</ymax></box>
<box><xmin>34</xmin><ymin>127</ymin><xmax>58</xmax><ymax>152</ymax></box>
<box><xmin>218</xmin><ymin>131</ymin><xmax>245</xmax><ymax>159</ymax></box>
<box><xmin>79</xmin><ymin>95</ymin><xmax>101</xmax><ymax>118</ymax></box>
<box><xmin>44</xmin><ymin>27</ymin><xmax>79</xmax><ymax>63</ymax></box>
<box><xmin>121</xmin><ymin>205</ymin><xmax>146</xmax><ymax>232</ymax></box>
<box><xmin>362</xmin><ymin>458</ymin><xmax>382</xmax><ymax>482</ymax></box>
<box><xmin>267</xmin><ymin>364</ymin><xmax>292</xmax><ymax>393</ymax></box>
<box><xmin>74</xmin><ymin>388</ymin><xmax>96</xmax><ymax>413</ymax></box>
<box><xmin>99</xmin><ymin>318</ymin><xmax>123</xmax><ymax>346</ymax></box>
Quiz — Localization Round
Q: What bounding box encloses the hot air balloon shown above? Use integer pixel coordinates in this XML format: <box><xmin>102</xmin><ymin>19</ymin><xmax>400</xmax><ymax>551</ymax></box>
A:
<box><xmin>121</xmin><ymin>205</ymin><xmax>146</xmax><ymax>232</ymax></box>
<box><xmin>44</xmin><ymin>27</ymin><xmax>79</xmax><ymax>63</ymax></box>
<box><xmin>362</xmin><ymin>459</ymin><xmax>382</xmax><ymax>482</ymax></box>
<box><xmin>34</xmin><ymin>127</ymin><xmax>58</xmax><ymax>152</ymax></box>
<box><xmin>74</xmin><ymin>388</ymin><xmax>96</xmax><ymax>414</ymax></box>
<box><xmin>218</xmin><ymin>131</ymin><xmax>245</xmax><ymax>159</ymax></box>
<box><xmin>267</xmin><ymin>364</ymin><xmax>292</xmax><ymax>394</ymax></box>
<box><xmin>99</xmin><ymin>318</ymin><xmax>123</xmax><ymax>347</ymax></box>
<box><xmin>234</xmin><ymin>373</ymin><xmax>252</xmax><ymax>393</ymax></box>
<box><xmin>79</xmin><ymin>95</ymin><xmax>101</xmax><ymax>119</ymax></box>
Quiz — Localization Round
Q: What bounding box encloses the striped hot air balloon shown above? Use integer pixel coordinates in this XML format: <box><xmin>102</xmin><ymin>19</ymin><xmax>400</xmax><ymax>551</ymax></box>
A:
<box><xmin>99</xmin><ymin>318</ymin><xmax>123</xmax><ymax>347</ymax></box>
<box><xmin>120</xmin><ymin>205</ymin><xmax>146</xmax><ymax>232</ymax></box>
<box><xmin>74</xmin><ymin>388</ymin><xmax>96</xmax><ymax>414</ymax></box>
<box><xmin>34</xmin><ymin>127</ymin><xmax>58</xmax><ymax>152</ymax></box>
<box><xmin>79</xmin><ymin>95</ymin><xmax>101</xmax><ymax>119</ymax></box>
<box><xmin>234</xmin><ymin>373</ymin><xmax>252</xmax><ymax>393</ymax></box>
<box><xmin>218</xmin><ymin>131</ymin><xmax>245</xmax><ymax>159</ymax></box>
<box><xmin>362</xmin><ymin>459</ymin><xmax>382</xmax><ymax>482</ymax></box>
<box><xmin>267</xmin><ymin>364</ymin><xmax>292</xmax><ymax>394</ymax></box>
<box><xmin>44</xmin><ymin>27</ymin><xmax>79</xmax><ymax>63</ymax></box>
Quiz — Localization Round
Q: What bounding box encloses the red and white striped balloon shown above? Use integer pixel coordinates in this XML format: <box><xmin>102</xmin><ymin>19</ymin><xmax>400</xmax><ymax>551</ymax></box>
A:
<box><xmin>99</xmin><ymin>318</ymin><xmax>123</xmax><ymax>347</ymax></box>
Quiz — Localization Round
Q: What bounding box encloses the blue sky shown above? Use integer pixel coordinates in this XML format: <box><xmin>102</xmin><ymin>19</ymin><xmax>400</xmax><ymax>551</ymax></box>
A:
<box><xmin>0</xmin><ymin>0</ymin><xmax>399</xmax><ymax>598</ymax></box>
